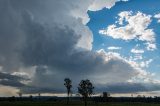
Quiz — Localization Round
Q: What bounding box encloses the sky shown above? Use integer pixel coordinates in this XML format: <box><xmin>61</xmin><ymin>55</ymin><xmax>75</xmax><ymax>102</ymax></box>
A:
<box><xmin>0</xmin><ymin>0</ymin><xmax>160</xmax><ymax>97</ymax></box>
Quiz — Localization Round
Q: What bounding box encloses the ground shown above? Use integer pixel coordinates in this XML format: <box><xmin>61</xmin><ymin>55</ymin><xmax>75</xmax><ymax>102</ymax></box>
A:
<box><xmin>1</xmin><ymin>101</ymin><xmax>160</xmax><ymax>106</ymax></box>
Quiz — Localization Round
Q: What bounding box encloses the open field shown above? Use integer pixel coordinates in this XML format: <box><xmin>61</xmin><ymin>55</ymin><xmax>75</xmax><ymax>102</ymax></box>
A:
<box><xmin>1</xmin><ymin>101</ymin><xmax>160</xmax><ymax>106</ymax></box>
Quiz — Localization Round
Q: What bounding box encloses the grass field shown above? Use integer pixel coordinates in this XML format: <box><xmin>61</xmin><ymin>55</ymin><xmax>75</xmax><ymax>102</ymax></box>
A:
<box><xmin>1</xmin><ymin>101</ymin><xmax>160</xmax><ymax>106</ymax></box>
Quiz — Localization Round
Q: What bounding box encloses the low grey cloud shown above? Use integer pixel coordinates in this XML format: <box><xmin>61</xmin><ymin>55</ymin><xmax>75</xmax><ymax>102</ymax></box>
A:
<box><xmin>0</xmin><ymin>72</ymin><xmax>28</xmax><ymax>87</ymax></box>
<box><xmin>96</xmin><ymin>82</ymin><xmax>160</xmax><ymax>93</ymax></box>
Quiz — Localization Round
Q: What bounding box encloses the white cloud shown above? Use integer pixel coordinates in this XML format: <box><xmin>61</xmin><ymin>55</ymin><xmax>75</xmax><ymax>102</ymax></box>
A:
<box><xmin>129</xmin><ymin>51</ymin><xmax>153</xmax><ymax>69</ymax></box>
<box><xmin>154</xmin><ymin>13</ymin><xmax>160</xmax><ymax>23</ymax></box>
<box><xmin>131</xmin><ymin>48</ymin><xmax>144</xmax><ymax>54</ymax></box>
<box><xmin>117</xmin><ymin>11</ymin><xmax>132</xmax><ymax>25</ymax></box>
<box><xmin>88</xmin><ymin>0</ymin><xmax>129</xmax><ymax>11</ymax></box>
<box><xmin>129</xmin><ymin>55</ymin><xmax>143</xmax><ymax>61</ymax></box>
<box><xmin>88</xmin><ymin>0</ymin><xmax>117</xmax><ymax>11</ymax></box>
<box><xmin>55</xmin><ymin>0</ymin><xmax>130</xmax><ymax>50</ymax></box>
<box><xmin>99</xmin><ymin>11</ymin><xmax>156</xmax><ymax>51</ymax></box>
<box><xmin>97</xmin><ymin>50</ymin><xmax>156</xmax><ymax>86</ymax></box>
<box><xmin>145</xmin><ymin>42</ymin><xmax>157</xmax><ymax>51</ymax></box>
<box><xmin>96</xmin><ymin>49</ymin><xmax>154</xmax><ymax>84</ymax></box>
<box><xmin>140</xmin><ymin>59</ymin><xmax>153</xmax><ymax>68</ymax></box>
<box><xmin>108</xmin><ymin>46</ymin><xmax>122</xmax><ymax>50</ymax></box>
<box><xmin>134</xmin><ymin>55</ymin><xmax>143</xmax><ymax>60</ymax></box>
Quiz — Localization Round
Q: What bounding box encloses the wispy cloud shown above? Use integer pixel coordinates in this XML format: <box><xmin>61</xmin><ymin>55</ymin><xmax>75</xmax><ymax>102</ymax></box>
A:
<box><xmin>131</xmin><ymin>48</ymin><xmax>144</xmax><ymax>54</ymax></box>
<box><xmin>108</xmin><ymin>46</ymin><xmax>122</xmax><ymax>50</ymax></box>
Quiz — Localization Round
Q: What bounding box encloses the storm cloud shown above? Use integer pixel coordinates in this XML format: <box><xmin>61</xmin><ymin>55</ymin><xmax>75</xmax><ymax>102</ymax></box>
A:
<box><xmin>0</xmin><ymin>72</ymin><xmax>28</xmax><ymax>87</ymax></box>
<box><xmin>0</xmin><ymin>0</ymin><xmax>159</xmax><ymax>95</ymax></box>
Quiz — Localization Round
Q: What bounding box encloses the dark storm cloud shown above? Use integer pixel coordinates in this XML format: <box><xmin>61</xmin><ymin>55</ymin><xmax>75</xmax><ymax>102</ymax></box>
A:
<box><xmin>0</xmin><ymin>0</ymin><xmax>93</xmax><ymax>72</ymax></box>
<box><xmin>20</xmin><ymin>13</ymin><xmax>81</xmax><ymax>67</ymax></box>
<box><xmin>0</xmin><ymin>0</ymin><xmax>25</xmax><ymax>72</ymax></box>
<box><xmin>0</xmin><ymin>72</ymin><xmax>28</xmax><ymax>87</ymax></box>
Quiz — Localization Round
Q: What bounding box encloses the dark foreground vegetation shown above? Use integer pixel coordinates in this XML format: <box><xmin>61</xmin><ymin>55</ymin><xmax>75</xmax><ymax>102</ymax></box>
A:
<box><xmin>1</xmin><ymin>101</ymin><xmax>160</xmax><ymax>106</ymax></box>
<box><xmin>1</xmin><ymin>96</ymin><xmax>160</xmax><ymax>106</ymax></box>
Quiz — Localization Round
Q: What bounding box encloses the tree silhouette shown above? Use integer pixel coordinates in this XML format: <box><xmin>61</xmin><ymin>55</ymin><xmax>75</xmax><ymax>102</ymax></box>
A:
<box><xmin>17</xmin><ymin>91</ymin><xmax>22</xmax><ymax>98</ymax></box>
<box><xmin>38</xmin><ymin>93</ymin><xmax>41</xmax><ymax>100</ymax></box>
<box><xmin>78</xmin><ymin>79</ymin><xmax>94</xmax><ymax>106</ymax></box>
<box><xmin>64</xmin><ymin>78</ymin><xmax>72</xmax><ymax>105</ymax></box>
<box><xmin>29</xmin><ymin>95</ymin><xmax>33</xmax><ymax>101</ymax></box>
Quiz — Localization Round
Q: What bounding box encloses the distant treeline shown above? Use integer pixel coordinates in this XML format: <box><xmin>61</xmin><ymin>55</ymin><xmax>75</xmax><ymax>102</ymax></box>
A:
<box><xmin>1</xmin><ymin>96</ymin><xmax>160</xmax><ymax>103</ymax></box>
<box><xmin>94</xmin><ymin>97</ymin><xmax>160</xmax><ymax>103</ymax></box>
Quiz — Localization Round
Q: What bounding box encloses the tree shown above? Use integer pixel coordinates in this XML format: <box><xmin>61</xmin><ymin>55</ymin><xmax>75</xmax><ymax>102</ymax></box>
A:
<box><xmin>17</xmin><ymin>91</ymin><xmax>22</xmax><ymax>101</ymax></box>
<box><xmin>38</xmin><ymin>93</ymin><xmax>41</xmax><ymax>100</ymax></box>
<box><xmin>78</xmin><ymin>79</ymin><xmax>94</xmax><ymax>106</ymax></box>
<box><xmin>17</xmin><ymin>91</ymin><xmax>22</xmax><ymax>98</ymax></box>
<box><xmin>64</xmin><ymin>78</ymin><xmax>72</xmax><ymax>104</ymax></box>
<box><xmin>103</xmin><ymin>92</ymin><xmax>110</xmax><ymax>102</ymax></box>
<box><xmin>29</xmin><ymin>95</ymin><xmax>33</xmax><ymax>101</ymax></box>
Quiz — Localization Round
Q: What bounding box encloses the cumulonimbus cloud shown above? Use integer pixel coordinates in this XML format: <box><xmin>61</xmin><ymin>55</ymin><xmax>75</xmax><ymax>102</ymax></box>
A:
<box><xmin>0</xmin><ymin>0</ymin><xmax>159</xmax><ymax>94</ymax></box>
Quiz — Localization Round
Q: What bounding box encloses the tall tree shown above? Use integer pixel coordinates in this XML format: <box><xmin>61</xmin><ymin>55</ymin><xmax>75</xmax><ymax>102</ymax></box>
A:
<box><xmin>78</xmin><ymin>79</ymin><xmax>94</xmax><ymax>106</ymax></box>
<box><xmin>64</xmin><ymin>78</ymin><xmax>72</xmax><ymax>104</ymax></box>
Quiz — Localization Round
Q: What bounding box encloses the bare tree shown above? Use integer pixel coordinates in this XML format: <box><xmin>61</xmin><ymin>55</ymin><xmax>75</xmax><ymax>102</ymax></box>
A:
<box><xmin>64</xmin><ymin>78</ymin><xmax>72</xmax><ymax>104</ymax></box>
<box><xmin>78</xmin><ymin>79</ymin><xmax>94</xmax><ymax>106</ymax></box>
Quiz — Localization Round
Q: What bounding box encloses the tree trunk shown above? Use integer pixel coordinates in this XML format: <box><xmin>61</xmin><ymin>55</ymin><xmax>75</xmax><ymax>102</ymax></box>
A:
<box><xmin>67</xmin><ymin>90</ymin><xmax>69</xmax><ymax>105</ymax></box>
<box><xmin>84</xmin><ymin>97</ymin><xmax>87</xmax><ymax>106</ymax></box>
